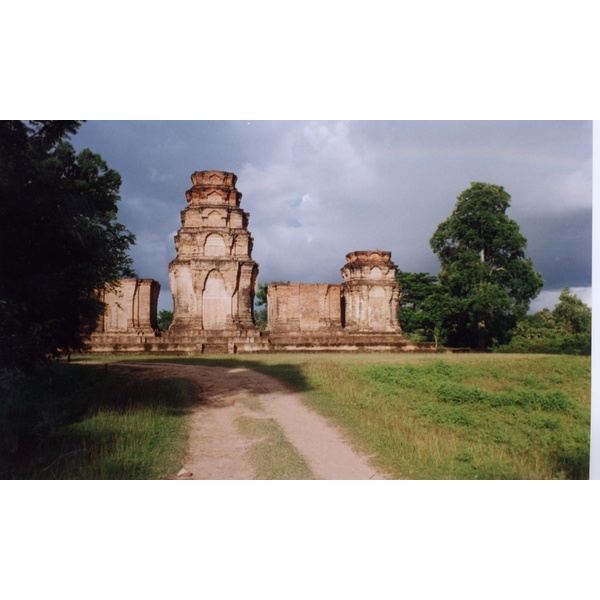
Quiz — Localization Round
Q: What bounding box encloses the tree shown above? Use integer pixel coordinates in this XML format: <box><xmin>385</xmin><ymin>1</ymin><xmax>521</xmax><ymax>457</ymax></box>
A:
<box><xmin>430</xmin><ymin>182</ymin><xmax>544</xmax><ymax>350</ymax></box>
<box><xmin>397</xmin><ymin>271</ymin><xmax>439</xmax><ymax>341</ymax></box>
<box><xmin>157</xmin><ymin>309</ymin><xmax>174</xmax><ymax>332</ymax></box>
<box><xmin>0</xmin><ymin>121</ymin><xmax>135</xmax><ymax>365</ymax></box>
<box><xmin>495</xmin><ymin>291</ymin><xmax>591</xmax><ymax>355</ymax></box>
<box><xmin>396</xmin><ymin>270</ymin><xmax>458</xmax><ymax>348</ymax></box>
<box><xmin>254</xmin><ymin>282</ymin><xmax>268</xmax><ymax>330</ymax></box>
<box><xmin>553</xmin><ymin>287</ymin><xmax>591</xmax><ymax>334</ymax></box>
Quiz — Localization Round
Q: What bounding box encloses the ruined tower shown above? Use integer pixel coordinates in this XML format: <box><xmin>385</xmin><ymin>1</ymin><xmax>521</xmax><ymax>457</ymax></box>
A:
<box><xmin>341</xmin><ymin>251</ymin><xmax>402</xmax><ymax>333</ymax></box>
<box><xmin>168</xmin><ymin>171</ymin><xmax>259</xmax><ymax>336</ymax></box>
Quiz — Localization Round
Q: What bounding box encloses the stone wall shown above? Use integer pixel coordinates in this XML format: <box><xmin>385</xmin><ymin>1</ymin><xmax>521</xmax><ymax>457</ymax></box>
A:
<box><xmin>266</xmin><ymin>251</ymin><xmax>402</xmax><ymax>335</ymax></box>
<box><xmin>95</xmin><ymin>279</ymin><xmax>159</xmax><ymax>334</ymax></box>
<box><xmin>267</xmin><ymin>283</ymin><xmax>343</xmax><ymax>333</ymax></box>
<box><xmin>89</xmin><ymin>279</ymin><xmax>161</xmax><ymax>353</ymax></box>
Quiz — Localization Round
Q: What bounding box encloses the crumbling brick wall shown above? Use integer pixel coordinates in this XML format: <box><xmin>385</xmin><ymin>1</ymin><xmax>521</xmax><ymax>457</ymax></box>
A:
<box><xmin>267</xmin><ymin>283</ymin><xmax>343</xmax><ymax>332</ymax></box>
<box><xmin>96</xmin><ymin>279</ymin><xmax>160</xmax><ymax>334</ymax></box>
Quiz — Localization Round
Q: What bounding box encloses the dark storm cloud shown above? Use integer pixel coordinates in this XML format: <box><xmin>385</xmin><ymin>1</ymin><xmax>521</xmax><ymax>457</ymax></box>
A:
<box><xmin>71</xmin><ymin>121</ymin><xmax>592</xmax><ymax>312</ymax></box>
<box><xmin>522</xmin><ymin>208</ymin><xmax>592</xmax><ymax>289</ymax></box>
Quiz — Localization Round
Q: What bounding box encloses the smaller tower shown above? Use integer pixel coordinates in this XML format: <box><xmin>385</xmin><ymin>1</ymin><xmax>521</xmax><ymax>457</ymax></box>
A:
<box><xmin>341</xmin><ymin>251</ymin><xmax>402</xmax><ymax>333</ymax></box>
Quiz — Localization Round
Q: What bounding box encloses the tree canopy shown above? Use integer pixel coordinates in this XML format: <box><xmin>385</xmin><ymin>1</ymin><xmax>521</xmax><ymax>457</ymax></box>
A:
<box><xmin>430</xmin><ymin>182</ymin><xmax>543</xmax><ymax>349</ymax></box>
<box><xmin>396</xmin><ymin>271</ymin><xmax>439</xmax><ymax>340</ymax></box>
<box><xmin>0</xmin><ymin>121</ymin><xmax>135</xmax><ymax>365</ymax></box>
<box><xmin>495</xmin><ymin>288</ymin><xmax>591</xmax><ymax>355</ymax></box>
<box><xmin>157</xmin><ymin>310</ymin><xmax>174</xmax><ymax>332</ymax></box>
<box><xmin>553</xmin><ymin>287</ymin><xmax>591</xmax><ymax>335</ymax></box>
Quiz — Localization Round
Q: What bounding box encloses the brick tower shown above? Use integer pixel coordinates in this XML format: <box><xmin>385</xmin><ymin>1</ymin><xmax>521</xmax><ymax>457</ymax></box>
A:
<box><xmin>341</xmin><ymin>251</ymin><xmax>402</xmax><ymax>333</ymax></box>
<box><xmin>168</xmin><ymin>171</ymin><xmax>259</xmax><ymax>335</ymax></box>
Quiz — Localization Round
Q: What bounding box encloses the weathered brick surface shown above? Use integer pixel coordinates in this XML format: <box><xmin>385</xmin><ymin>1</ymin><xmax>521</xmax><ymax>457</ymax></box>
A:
<box><xmin>267</xmin><ymin>283</ymin><xmax>343</xmax><ymax>333</ymax></box>
<box><xmin>93</xmin><ymin>279</ymin><xmax>159</xmax><ymax>334</ymax></box>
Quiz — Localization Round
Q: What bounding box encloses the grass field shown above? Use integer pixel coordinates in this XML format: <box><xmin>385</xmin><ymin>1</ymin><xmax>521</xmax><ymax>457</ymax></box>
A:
<box><xmin>293</xmin><ymin>353</ymin><xmax>591</xmax><ymax>479</ymax></box>
<box><xmin>3</xmin><ymin>352</ymin><xmax>591</xmax><ymax>479</ymax></box>
<box><xmin>123</xmin><ymin>352</ymin><xmax>591</xmax><ymax>480</ymax></box>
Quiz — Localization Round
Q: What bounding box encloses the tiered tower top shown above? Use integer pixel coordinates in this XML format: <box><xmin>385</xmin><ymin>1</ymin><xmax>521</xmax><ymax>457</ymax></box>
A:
<box><xmin>185</xmin><ymin>170</ymin><xmax>242</xmax><ymax>207</ymax></box>
<box><xmin>341</xmin><ymin>250</ymin><xmax>398</xmax><ymax>281</ymax></box>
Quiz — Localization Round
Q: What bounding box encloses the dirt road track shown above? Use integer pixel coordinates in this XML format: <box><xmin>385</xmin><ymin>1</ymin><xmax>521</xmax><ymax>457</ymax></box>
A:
<box><xmin>111</xmin><ymin>363</ymin><xmax>387</xmax><ymax>480</ymax></box>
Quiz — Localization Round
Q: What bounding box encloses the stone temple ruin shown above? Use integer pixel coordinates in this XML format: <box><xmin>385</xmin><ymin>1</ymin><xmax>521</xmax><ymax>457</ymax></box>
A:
<box><xmin>89</xmin><ymin>170</ymin><xmax>435</xmax><ymax>354</ymax></box>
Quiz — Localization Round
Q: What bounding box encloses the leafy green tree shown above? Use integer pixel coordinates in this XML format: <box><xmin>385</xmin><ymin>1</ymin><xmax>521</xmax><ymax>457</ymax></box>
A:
<box><xmin>512</xmin><ymin>309</ymin><xmax>557</xmax><ymax>340</ymax></box>
<box><xmin>430</xmin><ymin>182</ymin><xmax>544</xmax><ymax>350</ymax></box>
<box><xmin>496</xmin><ymin>292</ymin><xmax>591</xmax><ymax>355</ymax></box>
<box><xmin>254</xmin><ymin>282</ymin><xmax>268</xmax><ymax>330</ymax></box>
<box><xmin>553</xmin><ymin>287</ymin><xmax>591</xmax><ymax>334</ymax></box>
<box><xmin>157</xmin><ymin>310</ymin><xmax>174</xmax><ymax>332</ymax></box>
<box><xmin>0</xmin><ymin>121</ymin><xmax>135</xmax><ymax>365</ymax></box>
<box><xmin>397</xmin><ymin>271</ymin><xmax>439</xmax><ymax>341</ymax></box>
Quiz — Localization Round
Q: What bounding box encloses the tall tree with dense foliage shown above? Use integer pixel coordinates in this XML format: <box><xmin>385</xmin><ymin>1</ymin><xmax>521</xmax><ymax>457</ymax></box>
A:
<box><xmin>0</xmin><ymin>121</ymin><xmax>135</xmax><ymax>365</ymax></box>
<box><xmin>430</xmin><ymin>182</ymin><xmax>543</xmax><ymax>350</ymax></box>
<box><xmin>397</xmin><ymin>271</ymin><xmax>439</xmax><ymax>340</ymax></box>
<box><xmin>396</xmin><ymin>270</ymin><xmax>456</xmax><ymax>348</ymax></box>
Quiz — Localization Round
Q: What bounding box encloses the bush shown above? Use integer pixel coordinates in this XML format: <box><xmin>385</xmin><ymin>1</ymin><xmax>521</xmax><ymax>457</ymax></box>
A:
<box><xmin>434</xmin><ymin>382</ymin><xmax>573</xmax><ymax>412</ymax></box>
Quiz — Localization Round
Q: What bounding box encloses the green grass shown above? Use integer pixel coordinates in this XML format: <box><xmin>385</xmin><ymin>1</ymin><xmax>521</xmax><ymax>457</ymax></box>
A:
<box><xmin>72</xmin><ymin>352</ymin><xmax>592</xmax><ymax>480</ymax></box>
<box><xmin>1</xmin><ymin>364</ymin><xmax>193</xmax><ymax>479</ymax></box>
<box><xmin>295</xmin><ymin>354</ymin><xmax>591</xmax><ymax>479</ymax></box>
<box><xmin>237</xmin><ymin>414</ymin><xmax>314</xmax><ymax>480</ymax></box>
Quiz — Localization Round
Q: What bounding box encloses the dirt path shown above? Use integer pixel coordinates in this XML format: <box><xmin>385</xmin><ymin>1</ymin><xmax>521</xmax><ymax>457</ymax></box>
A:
<box><xmin>110</xmin><ymin>363</ymin><xmax>387</xmax><ymax>480</ymax></box>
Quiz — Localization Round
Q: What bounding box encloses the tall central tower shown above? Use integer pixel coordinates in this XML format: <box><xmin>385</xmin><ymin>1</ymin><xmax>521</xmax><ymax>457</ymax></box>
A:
<box><xmin>168</xmin><ymin>171</ymin><xmax>259</xmax><ymax>334</ymax></box>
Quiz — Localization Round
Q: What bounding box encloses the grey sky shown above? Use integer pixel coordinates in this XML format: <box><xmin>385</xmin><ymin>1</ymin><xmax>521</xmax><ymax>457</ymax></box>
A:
<box><xmin>71</xmin><ymin>120</ymin><xmax>592</xmax><ymax>313</ymax></box>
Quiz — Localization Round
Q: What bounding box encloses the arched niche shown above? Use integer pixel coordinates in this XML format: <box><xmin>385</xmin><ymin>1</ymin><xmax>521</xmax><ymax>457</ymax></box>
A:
<box><xmin>370</xmin><ymin>266</ymin><xmax>383</xmax><ymax>280</ymax></box>
<box><xmin>202</xmin><ymin>270</ymin><xmax>229</xmax><ymax>329</ymax></box>
<box><xmin>207</xmin><ymin>191</ymin><xmax>224</xmax><ymax>204</ymax></box>
<box><xmin>206</xmin><ymin>210</ymin><xmax>225</xmax><ymax>227</ymax></box>
<box><xmin>368</xmin><ymin>285</ymin><xmax>387</xmax><ymax>329</ymax></box>
<box><xmin>204</xmin><ymin>233</ymin><xmax>227</xmax><ymax>257</ymax></box>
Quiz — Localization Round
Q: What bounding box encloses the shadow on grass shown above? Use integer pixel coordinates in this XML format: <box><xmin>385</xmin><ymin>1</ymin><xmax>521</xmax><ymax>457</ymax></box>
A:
<box><xmin>118</xmin><ymin>355</ymin><xmax>314</xmax><ymax>394</ymax></box>
<box><xmin>1</xmin><ymin>363</ymin><xmax>194</xmax><ymax>479</ymax></box>
<box><xmin>552</xmin><ymin>442</ymin><xmax>590</xmax><ymax>480</ymax></box>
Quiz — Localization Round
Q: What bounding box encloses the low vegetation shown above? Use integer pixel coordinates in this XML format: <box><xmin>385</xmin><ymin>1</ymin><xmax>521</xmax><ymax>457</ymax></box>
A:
<box><xmin>300</xmin><ymin>354</ymin><xmax>590</xmax><ymax>479</ymax></box>
<box><xmin>237</xmin><ymin>414</ymin><xmax>314</xmax><ymax>480</ymax></box>
<box><xmin>493</xmin><ymin>288</ymin><xmax>592</xmax><ymax>355</ymax></box>
<box><xmin>2</xmin><ymin>353</ymin><xmax>590</xmax><ymax>480</ymax></box>
<box><xmin>1</xmin><ymin>364</ymin><xmax>193</xmax><ymax>479</ymax></box>
<box><xmin>400</xmin><ymin>280</ymin><xmax>592</xmax><ymax>356</ymax></box>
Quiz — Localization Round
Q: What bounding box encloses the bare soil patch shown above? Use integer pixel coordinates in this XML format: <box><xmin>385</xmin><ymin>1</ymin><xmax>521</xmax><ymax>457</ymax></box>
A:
<box><xmin>109</xmin><ymin>362</ymin><xmax>387</xmax><ymax>480</ymax></box>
